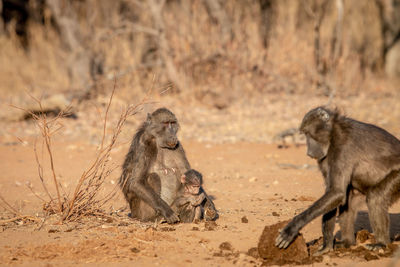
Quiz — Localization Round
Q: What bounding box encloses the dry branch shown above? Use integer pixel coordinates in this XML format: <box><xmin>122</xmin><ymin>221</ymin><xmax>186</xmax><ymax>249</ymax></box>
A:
<box><xmin>148</xmin><ymin>0</ymin><xmax>187</xmax><ymax>92</ymax></box>
<box><xmin>0</xmin><ymin>215</ymin><xmax>40</xmax><ymax>225</ymax></box>
<box><xmin>330</xmin><ymin>0</ymin><xmax>343</xmax><ymax>69</ymax></box>
<box><xmin>61</xmin><ymin>78</ymin><xmax>147</xmax><ymax>222</ymax></box>
<box><xmin>312</xmin><ymin>0</ymin><xmax>329</xmax><ymax>75</ymax></box>
<box><xmin>203</xmin><ymin>0</ymin><xmax>232</xmax><ymax>44</ymax></box>
<box><xmin>0</xmin><ymin>193</ymin><xmax>40</xmax><ymax>225</ymax></box>
<box><xmin>7</xmin><ymin>78</ymin><xmax>147</xmax><ymax>223</ymax></box>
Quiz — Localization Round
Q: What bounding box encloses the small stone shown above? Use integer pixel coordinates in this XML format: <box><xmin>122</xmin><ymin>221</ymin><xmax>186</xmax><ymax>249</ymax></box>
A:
<box><xmin>364</xmin><ymin>252</ymin><xmax>379</xmax><ymax>261</ymax></box>
<box><xmin>241</xmin><ymin>216</ymin><xmax>248</xmax><ymax>223</ymax></box>
<box><xmin>130</xmin><ymin>247</ymin><xmax>140</xmax><ymax>253</ymax></box>
<box><xmin>272</xmin><ymin>211</ymin><xmax>280</xmax><ymax>217</ymax></box>
<box><xmin>322</xmin><ymin>255</ymin><xmax>331</xmax><ymax>263</ymax></box>
<box><xmin>249</xmin><ymin>177</ymin><xmax>257</xmax><ymax>182</ymax></box>
<box><xmin>219</xmin><ymin>241</ymin><xmax>233</xmax><ymax>251</ymax></box>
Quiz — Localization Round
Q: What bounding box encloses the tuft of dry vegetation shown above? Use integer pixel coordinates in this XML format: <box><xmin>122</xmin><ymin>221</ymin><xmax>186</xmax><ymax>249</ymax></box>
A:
<box><xmin>0</xmin><ymin>79</ymin><xmax>149</xmax><ymax>224</ymax></box>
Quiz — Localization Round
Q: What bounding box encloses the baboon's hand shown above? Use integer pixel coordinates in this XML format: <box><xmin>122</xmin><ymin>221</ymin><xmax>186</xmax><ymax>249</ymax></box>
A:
<box><xmin>204</xmin><ymin>206</ymin><xmax>217</xmax><ymax>221</ymax></box>
<box><xmin>192</xmin><ymin>193</ymin><xmax>206</xmax><ymax>206</ymax></box>
<box><xmin>275</xmin><ymin>223</ymin><xmax>298</xmax><ymax>249</ymax></box>
<box><xmin>165</xmin><ymin>212</ymin><xmax>179</xmax><ymax>224</ymax></box>
<box><xmin>162</xmin><ymin>207</ymin><xmax>180</xmax><ymax>224</ymax></box>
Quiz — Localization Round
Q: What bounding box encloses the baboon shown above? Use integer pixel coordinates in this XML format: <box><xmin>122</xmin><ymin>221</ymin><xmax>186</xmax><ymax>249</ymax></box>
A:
<box><xmin>119</xmin><ymin>108</ymin><xmax>217</xmax><ymax>223</ymax></box>
<box><xmin>171</xmin><ymin>169</ymin><xmax>206</xmax><ymax>223</ymax></box>
<box><xmin>275</xmin><ymin>107</ymin><xmax>400</xmax><ymax>254</ymax></box>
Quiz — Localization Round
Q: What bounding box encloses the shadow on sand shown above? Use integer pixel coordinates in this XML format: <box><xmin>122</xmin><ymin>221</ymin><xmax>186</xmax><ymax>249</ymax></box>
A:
<box><xmin>336</xmin><ymin>211</ymin><xmax>400</xmax><ymax>240</ymax></box>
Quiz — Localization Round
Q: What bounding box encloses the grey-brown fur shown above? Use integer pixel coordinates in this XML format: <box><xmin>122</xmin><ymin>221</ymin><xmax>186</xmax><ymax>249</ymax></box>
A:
<box><xmin>171</xmin><ymin>169</ymin><xmax>206</xmax><ymax>223</ymax></box>
<box><xmin>275</xmin><ymin>106</ymin><xmax>400</xmax><ymax>254</ymax></box>
<box><xmin>119</xmin><ymin>108</ymin><xmax>217</xmax><ymax>223</ymax></box>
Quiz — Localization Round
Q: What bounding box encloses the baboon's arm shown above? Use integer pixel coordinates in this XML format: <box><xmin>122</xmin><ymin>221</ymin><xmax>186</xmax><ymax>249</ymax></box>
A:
<box><xmin>275</xmin><ymin>162</ymin><xmax>351</xmax><ymax>248</ymax></box>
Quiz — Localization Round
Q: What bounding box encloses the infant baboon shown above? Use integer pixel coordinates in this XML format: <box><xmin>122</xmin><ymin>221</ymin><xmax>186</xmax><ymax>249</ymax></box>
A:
<box><xmin>171</xmin><ymin>169</ymin><xmax>206</xmax><ymax>223</ymax></box>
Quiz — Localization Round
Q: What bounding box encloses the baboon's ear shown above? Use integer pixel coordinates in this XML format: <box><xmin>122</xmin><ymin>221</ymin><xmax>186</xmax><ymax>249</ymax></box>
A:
<box><xmin>317</xmin><ymin>108</ymin><xmax>330</xmax><ymax>122</ymax></box>
<box><xmin>180</xmin><ymin>174</ymin><xmax>186</xmax><ymax>184</ymax></box>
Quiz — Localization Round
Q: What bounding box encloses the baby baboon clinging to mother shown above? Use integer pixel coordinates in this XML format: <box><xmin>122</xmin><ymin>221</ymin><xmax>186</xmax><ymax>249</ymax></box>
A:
<box><xmin>119</xmin><ymin>108</ymin><xmax>217</xmax><ymax>223</ymax></box>
<box><xmin>275</xmin><ymin>107</ymin><xmax>400</xmax><ymax>254</ymax></box>
<box><xmin>171</xmin><ymin>169</ymin><xmax>206</xmax><ymax>223</ymax></box>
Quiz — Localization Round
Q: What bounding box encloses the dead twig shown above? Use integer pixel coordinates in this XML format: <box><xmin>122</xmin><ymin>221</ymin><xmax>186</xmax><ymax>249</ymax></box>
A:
<box><xmin>0</xmin><ymin>215</ymin><xmax>40</xmax><ymax>225</ymax></box>
<box><xmin>62</xmin><ymin>77</ymin><xmax>151</xmax><ymax>222</ymax></box>
<box><xmin>0</xmin><ymin>193</ymin><xmax>21</xmax><ymax>216</ymax></box>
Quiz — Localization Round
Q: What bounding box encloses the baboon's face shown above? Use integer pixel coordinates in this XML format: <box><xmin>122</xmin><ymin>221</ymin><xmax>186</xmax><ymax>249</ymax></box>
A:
<box><xmin>185</xmin><ymin>178</ymin><xmax>201</xmax><ymax>195</ymax></box>
<box><xmin>148</xmin><ymin>108</ymin><xmax>179</xmax><ymax>149</ymax></box>
<box><xmin>304</xmin><ymin>134</ymin><xmax>329</xmax><ymax>160</ymax></box>
<box><xmin>300</xmin><ymin>107</ymin><xmax>332</xmax><ymax>161</ymax></box>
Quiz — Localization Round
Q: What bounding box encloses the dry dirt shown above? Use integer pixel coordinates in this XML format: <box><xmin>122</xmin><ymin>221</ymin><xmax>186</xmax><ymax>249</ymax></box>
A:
<box><xmin>0</xmin><ymin>136</ymin><xmax>400</xmax><ymax>266</ymax></box>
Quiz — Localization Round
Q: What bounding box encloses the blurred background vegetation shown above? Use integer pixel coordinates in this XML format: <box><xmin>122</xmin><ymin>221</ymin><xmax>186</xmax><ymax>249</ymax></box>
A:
<box><xmin>0</xmin><ymin>0</ymin><xmax>399</xmax><ymax>143</ymax></box>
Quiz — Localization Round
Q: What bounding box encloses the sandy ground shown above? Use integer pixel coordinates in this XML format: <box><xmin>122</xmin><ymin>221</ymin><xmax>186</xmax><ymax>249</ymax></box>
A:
<box><xmin>0</xmin><ymin>138</ymin><xmax>400</xmax><ymax>266</ymax></box>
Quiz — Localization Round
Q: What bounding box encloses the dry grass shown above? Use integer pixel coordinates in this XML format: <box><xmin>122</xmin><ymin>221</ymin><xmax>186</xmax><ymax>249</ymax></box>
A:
<box><xmin>0</xmin><ymin>78</ymin><xmax>150</xmax><ymax>224</ymax></box>
<box><xmin>0</xmin><ymin>0</ymin><xmax>397</xmax><ymax>109</ymax></box>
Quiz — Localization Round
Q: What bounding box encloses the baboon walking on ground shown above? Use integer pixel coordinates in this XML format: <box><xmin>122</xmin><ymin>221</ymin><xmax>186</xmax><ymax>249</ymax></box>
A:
<box><xmin>276</xmin><ymin>107</ymin><xmax>400</xmax><ymax>254</ymax></box>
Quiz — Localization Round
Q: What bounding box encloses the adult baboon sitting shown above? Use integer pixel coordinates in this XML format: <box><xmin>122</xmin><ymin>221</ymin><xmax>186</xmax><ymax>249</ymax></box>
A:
<box><xmin>119</xmin><ymin>108</ymin><xmax>217</xmax><ymax>223</ymax></box>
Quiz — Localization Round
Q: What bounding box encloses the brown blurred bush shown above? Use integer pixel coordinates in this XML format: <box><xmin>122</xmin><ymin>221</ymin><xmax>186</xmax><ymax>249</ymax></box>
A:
<box><xmin>0</xmin><ymin>0</ymin><xmax>399</xmax><ymax>106</ymax></box>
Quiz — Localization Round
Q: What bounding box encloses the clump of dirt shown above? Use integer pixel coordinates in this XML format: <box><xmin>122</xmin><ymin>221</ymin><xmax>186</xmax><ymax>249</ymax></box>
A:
<box><xmin>308</xmin><ymin>230</ymin><xmax>398</xmax><ymax>262</ymax></box>
<box><xmin>331</xmin><ymin>244</ymin><xmax>398</xmax><ymax>261</ymax></box>
<box><xmin>356</xmin><ymin>229</ymin><xmax>374</xmax><ymax>244</ymax></box>
<box><xmin>258</xmin><ymin>221</ymin><xmax>309</xmax><ymax>265</ymax></box>
<box><xmin>204</xmin><ymin>221</ymin><xmax>218</xmax><ymax>231</ymax></box>
<box><xmin>241</xmin><ymin>216</ymin><xmax>248</xmax><ymax>223</ymax></box>
<box><xmin>213</xmin><ymin>242</ymin><xmax>239</xmax><ymax>261</ymax></box>
<box><xmin>247</xmin><ymin>247</ymin><xmax>259</xmax><ymax>258</ymax></box>
<box><xmin>159</xmin><ymin>226</ymin><xmax>175</xmax><ymax>232</ymax></box>
<box><xmin>256</xmin><ymin>223</ymin><xmax>399</xmax><ymax>266</ymax></box>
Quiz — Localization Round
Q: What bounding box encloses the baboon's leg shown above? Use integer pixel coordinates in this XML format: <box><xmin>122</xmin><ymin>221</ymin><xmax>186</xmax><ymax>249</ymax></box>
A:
<box><xmin>136</xmin><ymin>173</ymin><xmax>162</xmax><ymax>221</ymax></box>
<box><xmin>314</xmin><ymin>208</ymin><xmax>336</xmax><ymax>256</ymax></box>
<box><xmin>194</xmin><ymin>206</ymin><xmax>203</xmax><ymax>221</ymax></box>
<box><xmin>366</xmin><ymin>171</ymin><xmax>400</xmax><ymax>250</ymax></box>
<box><xmin>366</xmin><ymin>193</ymin><xmax>390</xmax><ymax>247</ymax></box>
<box><xmin>337</xmin><ymin>190</ymin><xmax>365</xmax><ymax>248</ymax></box>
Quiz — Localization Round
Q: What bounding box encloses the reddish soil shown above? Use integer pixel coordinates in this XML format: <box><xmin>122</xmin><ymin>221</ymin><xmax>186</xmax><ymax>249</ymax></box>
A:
<box><xmin>258</xmin><ymin>220</ymin><xmax>309</xmax><ymax>265</ymax></box>
<box><xmin>0</xmin><ymin>138</ymin><xmax>400</xmax><ymax>266</ymax></box>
